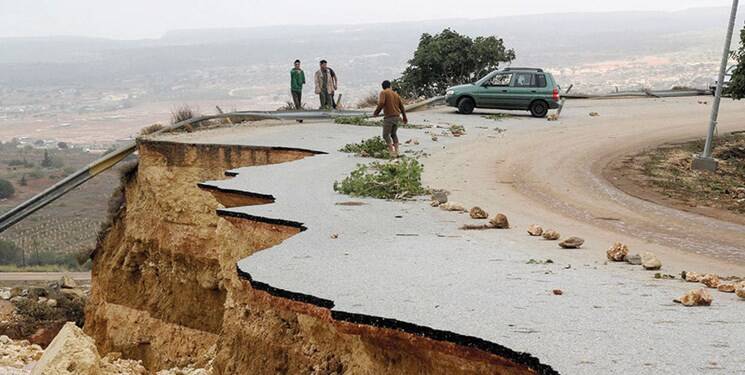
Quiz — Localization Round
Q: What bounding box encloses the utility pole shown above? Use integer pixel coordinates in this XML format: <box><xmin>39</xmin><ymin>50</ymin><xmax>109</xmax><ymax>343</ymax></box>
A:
<box><xmin>692</xmin><ymin>0</ymin><xmax>740</xmax><ymax>171</ymax></box>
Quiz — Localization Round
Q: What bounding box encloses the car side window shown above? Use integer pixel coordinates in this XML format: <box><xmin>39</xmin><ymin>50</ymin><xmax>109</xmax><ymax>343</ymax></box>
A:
<box><xmin>513</xmin><ymin>73</ymin><xmax>534</xmax><ymax>87</ymax></box>
<box><xmin>488</xmin><ymin>73</ymin><xmax>512</xmax><ymax>87</ymax></box>
<box><xmin>535</xmin><ymin>74</ymin><xmax>547</xmax><ymax>88</ymax></box>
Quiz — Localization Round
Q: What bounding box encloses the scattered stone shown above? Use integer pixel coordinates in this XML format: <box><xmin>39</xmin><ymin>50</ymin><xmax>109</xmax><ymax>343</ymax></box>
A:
<box><xmin>542</xmin><ymin>230</ymin><xmax>560</xmax><ymax>241</ymax></box>
<box><xmin>589</xmin><ymin>112</ymin><xmax>600</xmax><ymax>117</ymax></box>
<box><xmin>45</xmin><ymin>298</ymin><xmax>57</xmax><ymax>308</ymax></box>
<box><xmin>527</xmin><ymin>259</ymin><xmax>554</xmax><ymax>265</ymax></box>
<box><xmin>654</xmin><ymin>273</ymin><xmax>676</xmax><ymax>280</ymax></box>
<box><xmin>641</xmin><ymin>252</ymin><xmax>662</xmax><ymax>270</ymax></box>
<box><xmin>489</xmin><ymin>213</ymin><xmax>510</xmax><ymax>229</ymax></box>
<box><xmin>736</xmin><ymin>286</ymin><xmax>745</xmax><ymax>299</ymax></box>
<box><xmin>606</xmin><ymin>242</ymin><xmax>629</xmax><ymax>262</ymax></box>
<box><xmin>527</xmin><ymin>225</ymin><xmax>543</xmax><ymax>237</ymax></box>
<box><xmin>431</xmin><ymin>135</ymin><xmax>439</xmax><ymax>142</ymax></box>
<box><xmin>60</xmin><ymin>288</ymin><xmax>86</xmax><ymax>299</ymax></box>
<box><xmin>330</xmin><ymin>234</ymin><xmax>339</xmax><ymax>239</ymax></box>
<box><xmin>547</xmin><ymin>114</ymin><xmax>559</xmax><ymax>121</ymax></box>
<box><xmin>0</xmin><ymin>288</ymin><xmax>11</xmax><ymax>300</ymax></box>
<box><xmin>718</xmin><ymin>284</ymin><xmax>736</xmax><ymax>293</ymax></box>
<box><xmin>60</xmin><ymin>274</ymin><xmax>78</xmax><ymax>289</ymax></box>
<box><xmin>701</xmin><ymin>274</ymin><xmax>721</xmax><ymax>289</ymax></box>
<box><xmin>460</xmin><ymin>224</ymin><xmax>496</xmax><ymax>231</ymax></box>
<box><xmin>559</xmin><ymin>237</ymin><xmax>584</xmax><ymax>249</ymax></box>
<box><xmin>431</xmin><ymin>189</ymin><xmax>449</xmax><ymax>205</ymax></box>
<box><xmin>624</xmin><ymin>254</ymin><xmax>642</xmax><ymax>265</ymax></box>
<box><xmin>469</xmin><ymin>207</ymin><xmax>489</xmax><ymax>220</ymax></box>
<box><xmin>32</xmin><ymin>322</ymin><xmax>101</xmax><ymax>374</ymax></box>
<box><xmin>0</xmin><ymin>335</ymin><xmax>43</xmax><ymax>369</ymax></box>
<box><xmin>674</xmin><ymin>288</ymin><xmax>713</xmax><ymax>307</ymax></box>
<box><xmin>30</xmin><ymin>323</ymin><xmax>65</xmax><ymax>348</ymax></box>
<box><xmin>440</xmin><ymin>202</ymin><xmax>466</xmax><ymax>212</ymax></box>
<box><xmin>684</xmin><ymin>271</ymin><xmax>702</xmax><ymax>283</ymax></box>
<box><xmin>552</xmin><ymin>289</ymin><xmax>564</xmax><ymax>296</ymax></box>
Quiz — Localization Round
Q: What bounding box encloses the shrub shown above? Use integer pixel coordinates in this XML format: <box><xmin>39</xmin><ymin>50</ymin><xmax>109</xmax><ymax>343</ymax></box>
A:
<box><xmin>339</xmin><ymin>136</ymin><xmax>390</xmax><ymax>159</ymax></box>
<box><xmin>0</xmin><ymin>239</ymin><xmax>23</xmax><ymax>265</ymax></box>
<box><xmin>356</xmin><ymin>92</ymin><xmax>379</xmax><ymax>109</ymax></box>
<box><xmin>171</xmin><ymin>105</ymin><xmax>196</xmax><ymax>125</ymax></box>
<box><xmin>0</xmin><ymin>178</ymin><xmax>15</xmax><ymax>199</ymax></box>
<box><xmin>139</xmin><ymin>123</ymin><xmax>164</xmax><ymax>136</ymax></box>
<box><xmin>333</xmin><ymin>158</ymin><xmax>427</xmax><ymax>199</ymax></box>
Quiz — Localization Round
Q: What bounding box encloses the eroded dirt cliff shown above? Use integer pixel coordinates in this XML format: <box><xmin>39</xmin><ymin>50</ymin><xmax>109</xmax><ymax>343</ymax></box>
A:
<box><xmin>85</xmin><ymin>139</ymin><xmax>554</xmax><ymax>374</ymax></box>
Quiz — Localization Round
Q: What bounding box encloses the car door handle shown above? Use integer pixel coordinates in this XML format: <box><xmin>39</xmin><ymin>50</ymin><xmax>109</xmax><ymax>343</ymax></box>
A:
<box><xmin>531</xmin><ymin>90</ymin><xmax>537</xmax><ymax>93</ymax></box>
<box><xmin>502</xmin><ymin>90</ymin><xmax>508</xmax><ymax>93</ymax></box>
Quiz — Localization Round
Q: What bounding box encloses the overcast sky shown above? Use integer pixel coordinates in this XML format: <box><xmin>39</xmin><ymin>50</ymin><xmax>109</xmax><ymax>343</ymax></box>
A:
<box><xmin>0</xmin><ymin>0</ymin><xmax>737</xmax><ymax>40</ymax></box>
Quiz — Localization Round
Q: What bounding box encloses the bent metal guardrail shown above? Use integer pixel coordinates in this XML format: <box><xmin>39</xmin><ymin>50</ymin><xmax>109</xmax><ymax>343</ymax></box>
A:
<box><xmin>0</xmin><ymin>97</ymin><xmax>444</xmax><ymax>234</ymax></box>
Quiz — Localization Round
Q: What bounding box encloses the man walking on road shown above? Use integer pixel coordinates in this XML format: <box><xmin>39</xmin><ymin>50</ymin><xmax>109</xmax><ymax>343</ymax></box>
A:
<box><xmin>315</xmin><ymin>60</ymin><xmax>337</xmax><ymax>110</ymax></box>
<box><xmin>373</xmin><ymin>80</ymin><xmax>407</xmax><ymax>158</ymax></box>
<box><xmin>290</xmin><ymin>60</ymin><xmax>305</xmax><ymax>110</ymax></box>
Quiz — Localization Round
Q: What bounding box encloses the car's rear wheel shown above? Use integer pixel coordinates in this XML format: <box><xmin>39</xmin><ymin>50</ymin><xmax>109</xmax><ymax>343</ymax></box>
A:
<box><xmin>530</xmin><ymin>100</ymin><xmax>549</xmax><ymax>118</ymax></box>
<box><xmin>457</xmin><ymin>97</ymin><xmax>475</xmax><ymax>114</ymax></box>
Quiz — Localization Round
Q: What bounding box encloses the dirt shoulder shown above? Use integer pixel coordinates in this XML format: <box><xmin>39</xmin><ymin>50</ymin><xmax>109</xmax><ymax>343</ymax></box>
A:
<box><xmin>606</xmin><ymin>132</ymin><xmax>745</xmax><ymax>226</ymax></box>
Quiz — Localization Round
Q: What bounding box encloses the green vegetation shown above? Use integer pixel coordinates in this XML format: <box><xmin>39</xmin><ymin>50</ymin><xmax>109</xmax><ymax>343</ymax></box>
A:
<box><xmin>394</xmin><ymin>28</ymin><xmax>515</xmax><ymax>98</ymax></box>
<box><xmin>339</xmin><ymin>137</ymin><xmax>390</xmax><ymax>159</ymax></box>
<box><xmin>729</xmin><ymin>26</ymin><xmax>745</xmax><ymax>99</ymax></box>
<box><xmin>0</xmin><ymin>239</ymin><xmax>23</xmax><ymax>264</ymax></box>
<box><xmin>449</xmin><ymin>124</ymin><xmax>466</xmax><ymax>136</ymax></box>
<box><xmin>334</xmin><ymin>116</ymin><xmax>428</xmax><ymax>129</ymax></box>
<box><xmin>333</xmin><ymin>158</ymin><xmax>427</xmax><ymax>199</ymax></box>
<box><xmin>482</xmin><ymin>113</ymin><xmax>514</xmax><ymax>121</ymax></box>
<box><xmin>0</xmin><ymin>178</ymin><xmax>15</xmax><ymax>199</ymax></box>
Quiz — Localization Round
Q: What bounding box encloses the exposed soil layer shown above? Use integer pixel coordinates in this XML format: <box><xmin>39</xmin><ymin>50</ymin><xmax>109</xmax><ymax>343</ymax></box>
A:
<box><xmin>606</xmin><ymin>132</ymin><xmax>745</xmax><ymax>225</ymax></box>
<box><xmin>85</xmin><ymin>138</ymin><xmax>555</xmax><ymax>374</ymax></box>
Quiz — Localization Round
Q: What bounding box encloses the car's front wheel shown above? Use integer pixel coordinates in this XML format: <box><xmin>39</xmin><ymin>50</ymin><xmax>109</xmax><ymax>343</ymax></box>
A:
<box><xmin>457</xmin><ymin>97</ymin><xmax>475</xmax><ymax>114</ymax></box>
<box><xmin>529</xmin><ymin>100</ymin><xmax>549</xmax><ymax>118</ymax></box>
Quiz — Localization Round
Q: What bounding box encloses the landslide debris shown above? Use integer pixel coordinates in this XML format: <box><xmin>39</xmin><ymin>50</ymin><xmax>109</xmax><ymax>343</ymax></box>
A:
<box><xmin>1</xmin><ymin>277</ymin><xmax>87</xmax><ymax>348</ymax></box>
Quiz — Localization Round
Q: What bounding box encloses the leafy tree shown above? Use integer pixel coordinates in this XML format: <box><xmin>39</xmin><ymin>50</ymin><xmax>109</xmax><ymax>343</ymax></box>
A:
<box><xmin>729</xmin><ymin>26</ymin><xmax>745</xmax><ymax>99</ymax></box>
<box><xmin>19</xmin><ymin>174</ymin><xmax>27</xmax><ymax>186</ymax></box>
<box><xmin>394</xmin><ymin>29</ymin><xmax>515</xmax><ymax>98</ymax></box>
<box><xmin>41</xmin><ymin>149</ymin><xmax>53</xmax><ymax>168</ymax></box>
<box><xmin>0</xmin><ymin>178</ymin><xmax>15</xmax><ymax>199</ymax></box>
<box><xmin>0</xmin><ymin>240</ymin><xmax>23</xmax><ymax>265</ymax></box>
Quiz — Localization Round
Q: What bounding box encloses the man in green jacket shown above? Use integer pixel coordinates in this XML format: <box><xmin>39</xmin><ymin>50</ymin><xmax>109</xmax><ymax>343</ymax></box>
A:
<box><xmin>290</xmin><ymin>60</ymin><xmax>305</xmax><ymax>110</ymax></box>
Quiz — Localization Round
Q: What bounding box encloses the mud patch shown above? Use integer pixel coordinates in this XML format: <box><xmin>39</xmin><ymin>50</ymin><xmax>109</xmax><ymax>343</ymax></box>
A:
<box><xmin>606</xmin><ymin>132</ymin><xmax>745</xmax><ymax>225</ymax></box>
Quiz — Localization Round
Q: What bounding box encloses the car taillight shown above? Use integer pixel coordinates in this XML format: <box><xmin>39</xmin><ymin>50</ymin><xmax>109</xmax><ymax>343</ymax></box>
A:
<box><xmin>553</xmin><ymin>87</ymin><xmax>560</xmax><ymax>101</ymax></box>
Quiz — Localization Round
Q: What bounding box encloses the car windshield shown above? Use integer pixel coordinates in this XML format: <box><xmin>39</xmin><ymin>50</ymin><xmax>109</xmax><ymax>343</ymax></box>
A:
<box><xmin>475</xmin><ymin>71</ymin><xmax>500</xmax><ymax>86</ymax></box>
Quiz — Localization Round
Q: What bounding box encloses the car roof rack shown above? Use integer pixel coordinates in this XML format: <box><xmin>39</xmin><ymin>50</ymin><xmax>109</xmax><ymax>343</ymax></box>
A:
<box><xmin>503</xmin><ymin>67</ymin><xmax>544</xmax><ymax>72</ymax></box>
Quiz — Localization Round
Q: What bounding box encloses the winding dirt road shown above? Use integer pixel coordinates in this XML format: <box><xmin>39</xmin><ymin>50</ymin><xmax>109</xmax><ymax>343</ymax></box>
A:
<box><xmin>420</xmin><ymin>96</ymin><xmax>745</xmax><ymax>275</ymax></box>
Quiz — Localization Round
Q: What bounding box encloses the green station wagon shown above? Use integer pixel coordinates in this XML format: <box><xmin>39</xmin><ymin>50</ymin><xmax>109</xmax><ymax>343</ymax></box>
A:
<box><xmin>445</xmin><ymin>68</ymin><xmax>560</xmax><ymax>117</ymax></box>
